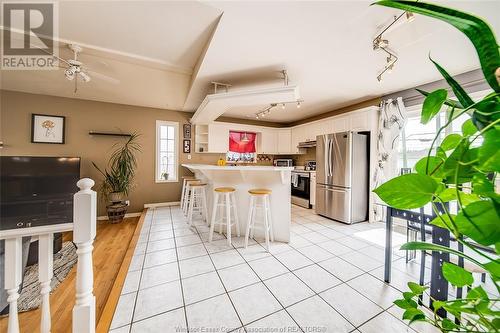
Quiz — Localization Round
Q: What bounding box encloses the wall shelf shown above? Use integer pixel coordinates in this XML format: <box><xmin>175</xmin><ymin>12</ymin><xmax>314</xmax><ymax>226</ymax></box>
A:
<box><xmin>89</xmin><ymin>131</ymin><xmax>132</xmax><ymax>137</ymax></box>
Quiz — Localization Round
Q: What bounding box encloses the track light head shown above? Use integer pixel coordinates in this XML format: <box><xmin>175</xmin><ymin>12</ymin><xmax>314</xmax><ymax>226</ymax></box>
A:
<box><xmin>406</xmin><ymin>11</ymin><xmax>415</xmax><ymax>22</ymax></box>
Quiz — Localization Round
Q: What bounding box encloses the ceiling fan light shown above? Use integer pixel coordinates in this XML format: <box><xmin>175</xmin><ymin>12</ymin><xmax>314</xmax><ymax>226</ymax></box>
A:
<box><xmin>65</xmin><ymin>68</ymin><xmax>75</xmax><ymax>80</ymax></box>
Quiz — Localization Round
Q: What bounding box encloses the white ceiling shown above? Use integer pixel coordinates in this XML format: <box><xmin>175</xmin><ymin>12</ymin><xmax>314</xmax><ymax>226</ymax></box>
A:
<box><xmin>2</xmin><ymin>1</ymin><xmax>499</xmax><ymax>122</ymax></box>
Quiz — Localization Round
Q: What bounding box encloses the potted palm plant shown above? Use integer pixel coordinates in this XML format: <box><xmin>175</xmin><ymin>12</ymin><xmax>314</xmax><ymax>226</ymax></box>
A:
<box><xmin>93</xmin><ymin>133</ymin><xmax>141</xmax><ymax>222</ymax></box>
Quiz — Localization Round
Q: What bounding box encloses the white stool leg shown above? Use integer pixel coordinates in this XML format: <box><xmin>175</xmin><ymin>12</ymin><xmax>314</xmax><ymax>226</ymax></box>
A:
<box><xmin>183</xmin><ymin>185</ymin><xmax>190</xmax><ymax>215</ymax></box>
<box><xmin>209</xmin><ymin>192</ymin><xmax>219</xmax><ymax>243</ymax></box>
<box><xmin>225</xmin><ymin>193</ymin><xmax>232</xmax><ymax>246</ymax></box>
<box><xmin>266</xmin><ymin>195</ymin><xmax>274</xmax><ymax>242</ymax></box>
<box><xmin>231</xmin><ymin>193</ymin><xmax>241</xmax><ymax>237</ymax></box>
<box><xmin>201</xmin><ymin>188</ymin><xmax>208</xmax><ymax>225</ymax></box>
<box><xmin>245</xmin><ymin>196</ymin><xmax>254</xmax><ymax>248</ymax></box>
<box><xmin>250</xmin><ymin>198</ymin><xmax>257</xmax><ymax>239</ymax></box>
<box><xmin>187</xmin><ymin>188</ymin><xmax>195</xmax><ymax>227</ymax></box>
<box><xmin>180</xmin><ymin>179</ymin><xmax>186</xmax><ymax>212</ymax></box>
<box><xmin>218</xmin><ymin>202</ymin><xmax>223</xmax><ymax>234</ymax></box>
<box><xmin>263</xmin><ymin>195</ymin><xmax>270</xmax><ymax>251</ymax></box>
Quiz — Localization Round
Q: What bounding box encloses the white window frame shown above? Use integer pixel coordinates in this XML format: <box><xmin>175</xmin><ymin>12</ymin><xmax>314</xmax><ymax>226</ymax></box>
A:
<box><xmin>155</xmin><ymin>120</ymin><xmax>179</xmax><ymax>183</ymax></box>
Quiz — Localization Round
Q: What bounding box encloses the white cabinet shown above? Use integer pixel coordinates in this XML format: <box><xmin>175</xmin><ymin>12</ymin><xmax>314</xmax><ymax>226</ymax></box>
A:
<box><xmin>260</xmin><ymin>129</ymin><xmax>278</xmax><ymax>154</ymax></box>
<box><xmin>350</xmin><ymin>111</ymin><xmax>370</xmax><ymax>131</ymax></box>
<box><xmin>332</xmin><ymin>115</ymin><xmax>349</xmax><ymax>133</ymax></box>
<box><xmin>291</xmin><ymin>126</ymin><xmax>306</xmax><ymax>154</ymax></box>
<box><xmin>208</xmin><ymin>123</ymin><xmax>229</xmax><ymax>153</ymax></box>
<box><xmin>277</xmin><ymin>129</ymin><xmax>291</xmax><ymax>153</ymax></box>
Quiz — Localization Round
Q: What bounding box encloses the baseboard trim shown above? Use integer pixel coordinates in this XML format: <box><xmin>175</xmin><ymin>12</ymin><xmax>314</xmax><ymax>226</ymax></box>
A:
<box><xmin>97</xmin><ymin>212</ymin><xmax>142</xmax><ymax>221</ymax></box>
<box><xmin>143</xmin><ymin>201</ymin><xmax>180</xmax><ymax>208</ymax></box>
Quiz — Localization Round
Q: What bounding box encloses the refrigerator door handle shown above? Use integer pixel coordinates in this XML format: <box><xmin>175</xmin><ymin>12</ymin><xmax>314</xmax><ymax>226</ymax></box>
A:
<box><xmin>328</xmin><ymin>140</ymin><xmax>333</xmax><ymax>177</ymax></box>
<box><xmin>324</xmin><ymin>187</ymin><xmax>347</xmax><ymax>193</ymax></box>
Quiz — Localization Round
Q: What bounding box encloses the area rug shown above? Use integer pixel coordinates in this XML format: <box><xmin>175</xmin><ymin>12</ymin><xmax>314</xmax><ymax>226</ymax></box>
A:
<box><xmin>16</xmin><ymin>241</ymin><xmax>77</xmax><ymax>313</ymax></box>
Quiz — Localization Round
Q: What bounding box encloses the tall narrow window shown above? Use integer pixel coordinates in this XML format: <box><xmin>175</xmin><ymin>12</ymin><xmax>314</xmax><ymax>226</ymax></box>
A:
<box><xmin>156</xmin><ymin>120</ymin><xmax>178</xmax><ymax>182</ymax></box>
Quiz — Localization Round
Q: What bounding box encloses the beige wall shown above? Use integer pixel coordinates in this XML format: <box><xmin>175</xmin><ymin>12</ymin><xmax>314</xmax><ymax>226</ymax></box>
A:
<box><xmin>0</xmin><ymin>90</ymin><xmax>222</xmax><ymax>215</ymax></box>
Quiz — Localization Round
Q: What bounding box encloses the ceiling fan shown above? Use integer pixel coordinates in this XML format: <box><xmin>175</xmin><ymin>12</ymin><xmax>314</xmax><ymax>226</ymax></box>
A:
<box><xmin>42</xmin><ymin>43</ymin><xmax>120</xmax><ymax>93</ymax></box>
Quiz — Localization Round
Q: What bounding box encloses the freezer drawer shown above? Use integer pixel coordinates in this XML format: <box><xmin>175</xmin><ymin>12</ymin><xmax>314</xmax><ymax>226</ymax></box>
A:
<box><xmin>315</xmin><ymin>185</ymin><xmax>351</xmax><ymax>223</ymax></box>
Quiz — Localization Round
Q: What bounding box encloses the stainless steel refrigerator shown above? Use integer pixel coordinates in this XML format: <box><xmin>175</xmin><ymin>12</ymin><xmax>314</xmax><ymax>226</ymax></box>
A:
<box><xmin>315</xmin><ymin>131</ymin><xmax>368</xmax><ymax>224</ymax></box>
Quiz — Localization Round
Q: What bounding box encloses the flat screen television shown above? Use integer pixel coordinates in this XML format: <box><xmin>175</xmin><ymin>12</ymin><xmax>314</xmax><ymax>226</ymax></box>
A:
<box><xmin>0</xmin><ymin>156</ymin><xmax>81</xmax><ymax>230</ymax></box>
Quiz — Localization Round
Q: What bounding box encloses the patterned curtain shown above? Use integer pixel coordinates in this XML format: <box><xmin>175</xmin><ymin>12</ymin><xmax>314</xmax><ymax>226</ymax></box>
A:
<box><xmin>229</xmin><ymin>131</ymin><xmax>256</xmax><ymax>153</ymax></box>
<box><xmin>373</xmin><ymin>97</ymin><xmax>407</xmax><ymax>222</ymax></box>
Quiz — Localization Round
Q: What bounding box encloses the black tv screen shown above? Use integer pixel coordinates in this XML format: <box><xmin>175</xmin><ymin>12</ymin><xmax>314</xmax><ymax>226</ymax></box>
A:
<box><xmin>0</xmin><ymin>156</ymin><xmax>81</xmax><ymax>230</ymax></box>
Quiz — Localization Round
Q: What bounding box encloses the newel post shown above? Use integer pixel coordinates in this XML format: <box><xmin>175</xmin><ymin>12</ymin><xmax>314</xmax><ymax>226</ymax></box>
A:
<box><xmin>72</xmin><ymin>178</ymin><xmax>97</xmax><ymax>333</ymax></box>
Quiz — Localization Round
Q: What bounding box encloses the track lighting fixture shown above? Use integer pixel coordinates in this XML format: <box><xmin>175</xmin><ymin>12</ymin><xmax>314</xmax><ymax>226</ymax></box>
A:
<box><xmin>406</xmin><ymin>11</ymin><xmax>415</xmax><ymax>23</ymax></box>
<box><xmin>373</xmin><ymin>8</ymin><xmax>413</xmax><ymax>81</ymax></box>
<box><xmin>254</xmin><ymin>100</ymin><xmax>304</xmax><ymax>119</ymax></box>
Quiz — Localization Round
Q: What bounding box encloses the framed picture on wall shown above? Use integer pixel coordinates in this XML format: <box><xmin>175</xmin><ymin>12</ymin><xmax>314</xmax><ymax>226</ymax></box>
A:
<box><xmin>183</xmin><ymin>139</ymin><xmax>191</xmax><ymax>153</ymax></box>
<box><xmin>31</xmin><ymin>114</ymin><xmax>66</xmax><ymax>144</ymax></box>
<box><xmin>183</xmin><ymin>124</ymin><xmax>191</xmax><ymax>139</ymax></box>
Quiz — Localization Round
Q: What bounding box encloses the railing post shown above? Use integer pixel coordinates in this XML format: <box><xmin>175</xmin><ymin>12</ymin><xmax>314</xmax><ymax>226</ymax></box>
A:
<box><xmin>72</xmin><ymin>178</ymin><xmax>97</xmax><ymax>333</ymax></box>
<box><xmin>4</xmin><ymin>237</ymin><xmax>22</xmax><ymax>333</ymax></box>
<box><xmin>38</xmin><ymin>233</ymin><xmax>54</xmax><ymax>333</ymax></box>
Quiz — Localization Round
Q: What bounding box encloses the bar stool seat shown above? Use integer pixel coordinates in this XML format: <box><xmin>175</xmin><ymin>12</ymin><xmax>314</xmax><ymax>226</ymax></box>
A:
<box><xmin>245</xmin><ymin>188</ymin><xmax>274</xmax><ymax>251</ymax></box>
<box><xmin>209</xmin><ymin>187</ymin><xmax>240</xmax><ymax>245</ymax></box>
<box><xmin>215</xmin><ymin>187</ymin><xmax>236</xmax><ymax>193</ymax></box>
<box><xmin>248</xmin><ymin>189</ymin><xmax>272</xmax><ymax>195</ymax></box>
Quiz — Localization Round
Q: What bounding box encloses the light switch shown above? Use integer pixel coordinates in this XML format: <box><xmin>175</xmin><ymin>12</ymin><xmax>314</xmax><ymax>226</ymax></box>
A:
<box><xmin>187</xmin><ymin>154</ymin><xmax>192</xmax><ymax>160</ymax></box>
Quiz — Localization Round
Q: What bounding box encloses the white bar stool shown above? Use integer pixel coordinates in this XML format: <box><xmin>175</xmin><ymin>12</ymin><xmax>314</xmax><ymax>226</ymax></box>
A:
<box><xmin>209</xmin><ymin>187</ymin><xmax>241</xmax><ymax>246</ymax></box>
<box><xmin>182</xmin><ymin>178</ymin><xmax>200</xmax><ymax>216</ymax></box>
<box><xmin>245</xmin><ymin>189</ymin><xmax>274</xmax><ymax>251</ymax></box>
<box><xmin>180</xmin><ymin>176</ymin><xmax>196</xmax><ymax>214</ymax></box>
<box><xmin>187</xmin><ymin>182</ymin><xmax>209</xmax><ymax>227</ymax></box>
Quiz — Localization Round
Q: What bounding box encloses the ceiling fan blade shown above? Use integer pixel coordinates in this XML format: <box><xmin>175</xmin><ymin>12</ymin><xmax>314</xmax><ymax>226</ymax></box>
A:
<box><xmin>30</xmin><ymin>43</ymin><xmax>71</xmax><ymax>66</ymax></box>
<box><xmin>86</xmin><ymin>70</ymin><xmax>120</xmax><ymax>84</ymax></box>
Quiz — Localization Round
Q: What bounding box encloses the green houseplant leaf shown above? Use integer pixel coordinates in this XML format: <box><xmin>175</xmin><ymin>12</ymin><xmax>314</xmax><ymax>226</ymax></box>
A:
<box><xmin>439</xmin><ymin>133</ymin><xmax>462</xmax><ymax>151</ymax></box>
<box><xmin>462</xmin><ymin>119</ymin><xmax>478</xmax><ymax>136</ymax></box>
<box><xmin>442</xmin><ymin>262</ymin><xmax>473</xmax><ymax>287</ymax></box>
<box><xmin>374</xmin><ymin>0</ymin><xmax>500</xmax><ymax>93</ymax></box>
<box><xmin>429</xmin><ymin>58</ymin><xmax>474</xmax><ymax>108</ymax></box>
<box><xmin>455</xmin><ymin>199</ymin><xmax>500</xmax><ymax>246</ymax></box>
<box><xmin>373</xmin><ymin>174</ymin><xmax>438</xmax><ymax>209</ymax></box>
<box><xmin>421</xmin><ymin>89</ymin><xmax>447</xmax><ymax>124</ymax></box>
<box><xmin>416</xmin><ymin>88</ymin><xmax>463</xmax><ymax>109</ymax></box>
<box><xmin>414</xmin><ymin>156</ymin><xmax>444</xmax><ymax>178</ymax></box>
<box><xmin>478</xmin><ymin>128</ymin><xmax>500</xmax><ymax>172</ymax></box>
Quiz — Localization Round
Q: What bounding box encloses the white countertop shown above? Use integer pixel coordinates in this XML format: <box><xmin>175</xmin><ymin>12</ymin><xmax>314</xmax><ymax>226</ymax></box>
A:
<box><xmin>182</xmin><ymin>164</ymin><xmax>294</xmax><ymax>171</ymax></box>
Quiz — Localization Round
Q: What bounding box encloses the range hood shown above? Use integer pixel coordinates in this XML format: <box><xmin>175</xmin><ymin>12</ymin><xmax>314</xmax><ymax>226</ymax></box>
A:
<box><xmin>298</xmin><ymin>140</ymin><xmax>316</xmax><ymax>148</ymax></box>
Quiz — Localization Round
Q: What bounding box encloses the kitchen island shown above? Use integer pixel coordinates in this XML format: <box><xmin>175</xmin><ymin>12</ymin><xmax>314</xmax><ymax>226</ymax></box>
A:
<box><xmin>181</xmin><ymin>164</ymin><xmax>293</xmax><ymax>242</ymax></box>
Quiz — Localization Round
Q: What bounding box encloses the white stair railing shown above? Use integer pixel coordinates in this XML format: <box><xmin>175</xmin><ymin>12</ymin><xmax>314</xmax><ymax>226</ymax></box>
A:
<box><xmin>1</xmin><ymin>178</ymin><xmax>97</xmax><ymax>333</ymax></box>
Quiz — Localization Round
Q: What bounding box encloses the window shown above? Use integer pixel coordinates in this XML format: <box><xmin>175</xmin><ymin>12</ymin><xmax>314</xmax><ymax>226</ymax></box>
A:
<box><xmin>397</xmin><ymin>89</ymin><xmax>491</xmax><ymax>172</ymax></box>
<box><xmin>156</xmin><ymin>120</ymin><xmax>179</xmax><ymax>182</ymax></box>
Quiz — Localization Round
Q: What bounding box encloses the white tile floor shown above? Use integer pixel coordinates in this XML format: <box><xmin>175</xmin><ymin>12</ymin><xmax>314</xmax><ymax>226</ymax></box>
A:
<box><xmin>110</xmin><ymin>205</ymin><xmax>444</xmax><ymax>333</ymax></box>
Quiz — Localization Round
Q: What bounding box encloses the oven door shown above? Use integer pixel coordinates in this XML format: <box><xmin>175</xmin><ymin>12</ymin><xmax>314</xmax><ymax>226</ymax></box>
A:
<box><xmin>291</xmin><ymin>173</ymin><xmax>310</xmax><ymax>208</ymax></box>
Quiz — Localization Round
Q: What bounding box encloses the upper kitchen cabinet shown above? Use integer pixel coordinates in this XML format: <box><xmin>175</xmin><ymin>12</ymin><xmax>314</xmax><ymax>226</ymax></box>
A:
<box><xmin>277</xmin><ymin>129</ymin><xmax>292</xmax><ymax>154</ymax></box>
<box><xmin>332</xmin><ymin>115</ymin><xmax>349</xmax><ymax>133</ymax></box>
<box><xmin>259</xmin><ymin>129</ymin><xmax>278</xmax><ymax>154</ymax></box>
<box><xmin>208</xmin><ymin>123</ymin><xmax>229</xmax><ymax>153</ymax></box>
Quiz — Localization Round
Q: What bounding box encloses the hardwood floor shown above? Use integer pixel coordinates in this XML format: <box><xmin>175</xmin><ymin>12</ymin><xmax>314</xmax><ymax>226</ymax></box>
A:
<box><xmin>0</xmin><ymin>216</ymin><xmax>140</xmax><ymax>333</ymax></box>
